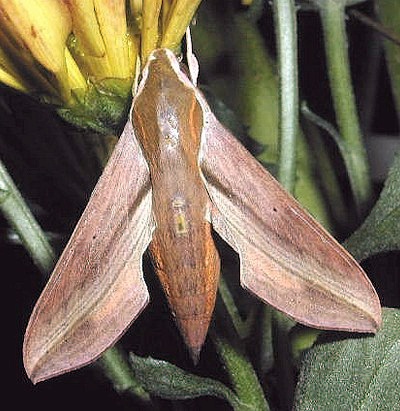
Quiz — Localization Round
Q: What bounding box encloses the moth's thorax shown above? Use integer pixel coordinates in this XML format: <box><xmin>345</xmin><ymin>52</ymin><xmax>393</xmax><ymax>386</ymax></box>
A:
<box><xmin>131</xmin><ymin>49</ymin><xmax>208</xmax><ymax>225</ymax></box>
<box><xmin>131</xmin><ymin>49</ymin><xmax>210</xmax><ymax>237</ymax></box>
<box><xmin>132</xmin><ymin>51</ymin><xmax>203</xmax><ymax>167</ymax></box>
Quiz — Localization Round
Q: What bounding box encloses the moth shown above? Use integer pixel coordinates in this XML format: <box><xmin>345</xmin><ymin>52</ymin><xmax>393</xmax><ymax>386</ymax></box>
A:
<box><xmin>23</xmin><ymin>47</ymin><xmax>381</xmax><ymax>384</ymax></box>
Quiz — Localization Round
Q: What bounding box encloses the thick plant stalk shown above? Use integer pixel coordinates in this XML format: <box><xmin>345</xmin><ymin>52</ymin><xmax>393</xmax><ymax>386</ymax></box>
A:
<box><xmin>0</xmin><ymin>159</ymin><xmax>55</xmax><ymax>274</ymax></box>
<box><xmin>273</xmin><ymin>0</ymin><xmax>299</xmax><ymax>193</ymax></box>
<box><xmin>319</xmin><ymin>0</ymin><xmax>373</xmax><ymax>216</ymax></box>
<box><xmin>212</xmin><ymin>332</ymin><xmax>270</xmax><ymax>411</ymax></box>
<box><xmin>272</xmin><ymin>1</ymin><xmax>299</xmax><ymax>406</ymax></box>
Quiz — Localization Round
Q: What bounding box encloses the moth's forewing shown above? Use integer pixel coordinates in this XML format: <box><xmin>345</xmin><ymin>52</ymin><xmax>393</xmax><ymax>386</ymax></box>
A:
<box><xmin>23</xmin><ymin>122</ymin><xmax>154</xmax><ymax>383</ymax></box>
<box><xmin>198</xmin><ymin>105</ymin><xmax>381</xmax><ymax>333</ymax></box>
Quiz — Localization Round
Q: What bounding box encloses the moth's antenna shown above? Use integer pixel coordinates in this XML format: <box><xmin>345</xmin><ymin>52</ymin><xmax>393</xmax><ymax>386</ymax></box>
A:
<box><xmin>129</xmin><ymin>56</ymin><xmax>142</xmax><ymax>119</ymax></box>
<box><xmin>185</xmin><ymin>27</ymin><xmax>199</xmax><ymax>86</ymax></box>
<box><xmin>132</xmin><ymin>56</ymin><xmax>141</xmax><ymax>96</ymax></box>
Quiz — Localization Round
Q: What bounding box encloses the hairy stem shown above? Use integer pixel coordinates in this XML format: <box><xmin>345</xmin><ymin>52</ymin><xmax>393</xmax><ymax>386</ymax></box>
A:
<box><xmin>319</xmin><ymin>0</ymin><xmax>373</xmax><ymax>216</ymax></box>
<box><xmin>0</xmin><ymin>159</ymin><xmax>55</xmax><ymax>274</ymax></box>
<box><xmin>273</xmin><ymin>0</ymin><xmax>299</xmax><ymax>192</ymax></box>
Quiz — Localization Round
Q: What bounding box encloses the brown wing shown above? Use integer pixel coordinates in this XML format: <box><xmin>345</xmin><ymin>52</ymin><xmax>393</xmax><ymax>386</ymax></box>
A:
<box><xmin>23</xmin><ymin>121</ymin><xmax>154</xmax><ymax>383</ymax></box>
<box><xmin>199</xmin><ymin>107</ymin><xmax>381</xmax><ymax>333</ymax></box>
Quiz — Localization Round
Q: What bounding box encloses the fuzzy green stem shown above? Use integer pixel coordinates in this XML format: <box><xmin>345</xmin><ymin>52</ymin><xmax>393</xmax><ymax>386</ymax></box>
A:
<box><xmin>218</xmin><ymin>275</ymin><xmax>247</xmax><ymax>338</ymax></box>
<box><xmin>271</xmin><ymin>311</ymin><xmax>296</xmax><ymax>410</ymax></box>
<box><xmin>215</xmin><ymin>276</ymin><xmax>269</xmax><ymax>408</ymax></box>
<box><xmin>0</xmin><ymin>159</ymin><xmax>56</xmax><ymax>274</ymax></box>
<box><xmin>273</xmin><ymin>0</ymin><xmax>299</xmax><ymax>192</ymax></box>
<box><xmin>98</xmin><ymin>347</ymin><xmax>151</xmax><ymax>404</ymax></box>
<box><xmin>319</xmin><ymin>0</ymin><xmax>373</xmax><ymax>215</ymax></box>
<box><xmin>211</xmin><ymin>332</ymin><xmax>270</xmax><ymax>411</ymax></box>
<box><xmin>271</xmin><ymin>3</ymin><xmax>298</xmax><ymax>408</ymax></box>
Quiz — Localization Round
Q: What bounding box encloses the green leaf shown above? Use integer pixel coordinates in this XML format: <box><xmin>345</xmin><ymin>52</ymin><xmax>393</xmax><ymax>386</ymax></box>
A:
<box><xmin>97</xmin><ymin>347</ymin><xmax>151</xmax><ymax>402</ymax></box>
<box><xmin>344</xmin><ymin>150</ymin><xmax>400</xmax><ymax>261</ymax></box>
<box><xmin>294</xmin><ymin>308</ymin><xmax>400</xmax><ymax>411</ymax></box>
<box><xmin>129</xmin><ymin>353</ymin><xmax>252</xmax><ymax>410</ymax></box>
<box><xmin>57</xmin><ymin>77</ymin><xmax>132</xmax><ymax>134</ymax></box>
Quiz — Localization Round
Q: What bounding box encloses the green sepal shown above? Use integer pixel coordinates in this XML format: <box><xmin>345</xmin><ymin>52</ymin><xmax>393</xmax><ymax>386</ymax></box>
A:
<box><xmin>57</xmin><ymin>77</ymin><xmax>133</xmax><ymax>134</ymax></box>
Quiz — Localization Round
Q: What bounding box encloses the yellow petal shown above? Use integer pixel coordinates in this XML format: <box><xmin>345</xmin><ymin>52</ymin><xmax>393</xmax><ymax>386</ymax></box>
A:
<box><xmin>130</xmin><ymin>0</ymin><xmax>142</xmax><ymax>16</ymax></box>
<box><xmin>161</xmin><ymin>0</ymin><xmax>202</xmax><ymax>50</ymax></box>
<box><xmin>65</xmin><ymin>49</ymin><xmax>87</xmax><ymax>91</ymax></box>
<box><xmin>0</xmin><ymin>28</ymin><xmax>59</xmax><ymax>98</ymax></box>
<box><xmin>0</xmin><ymin>0</ymin><xmax>72</xmax><ymax>74</ymax></box>
<box><xmin>0</xmin><ymin>66</ymin><xmax>28</xmax><ymax>92</ymax></box>
<box><xmin>62</xmin><ymin>0</ymin><xmax>105</xmax><ymax>57</ymax></box>
<box><xmin>0</xmin><ymin>45</ymin><xmax>30</xmax><ymax>92</ymax></box>
<box><xmin>141</xmin><ymin>0</ymin><xmax>162</xmax><ymax>61</ymax></box>
<box><xmin>161</xmin><ymin>0</ymin><xmax>173</xmax><ymax>31</ymax></box>
<box><xmin>94</xmin><ymin>0</ymin><xmax>131</xmax><ymax>78</ymax></box>
<box><xmin>127</xmin><ymin>31</ymin><xmax>140</xmax><ymax>77</ymax></box>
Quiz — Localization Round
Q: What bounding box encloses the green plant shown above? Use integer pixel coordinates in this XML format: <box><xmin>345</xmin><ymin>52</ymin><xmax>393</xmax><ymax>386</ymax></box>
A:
<box><xmin>1</xmin><ymin>0</ymin><xmax>399</xmax><ymax>410</ymax></box>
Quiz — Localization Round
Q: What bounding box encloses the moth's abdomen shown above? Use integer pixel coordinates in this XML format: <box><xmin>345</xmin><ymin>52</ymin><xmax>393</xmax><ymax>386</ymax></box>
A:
<box><xmin>149</xmin><ymin>191</ymin><xmax>220</xmax><ymax>362</ymax></box>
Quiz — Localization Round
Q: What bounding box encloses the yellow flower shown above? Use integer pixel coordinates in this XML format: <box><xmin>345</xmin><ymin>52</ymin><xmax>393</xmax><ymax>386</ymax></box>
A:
<box><xmin>0</xmin><ymin>0</ymin><xmax>80</xmax><ymax>102</ymax></box>
<box><xmin>0</xmin><ymin>0</ymin><xmax>203</xmax><ymax>130</ymax></box>
<box><xmin>65</xmin><ymin>0</ymin><xmax>135</xmax><ymax>79</ymax></box>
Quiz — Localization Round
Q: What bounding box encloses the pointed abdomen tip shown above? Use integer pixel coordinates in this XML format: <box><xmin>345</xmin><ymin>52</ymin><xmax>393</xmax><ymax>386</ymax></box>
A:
<box><xmin>189</xmin><ymin>346</ymin><xmax>202</xmax><ymax>365</ymax></box>
<box><xmin>177</xmin><ymin>316</ymin><xmax>210</xmax><ymax>365</ymax></box>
